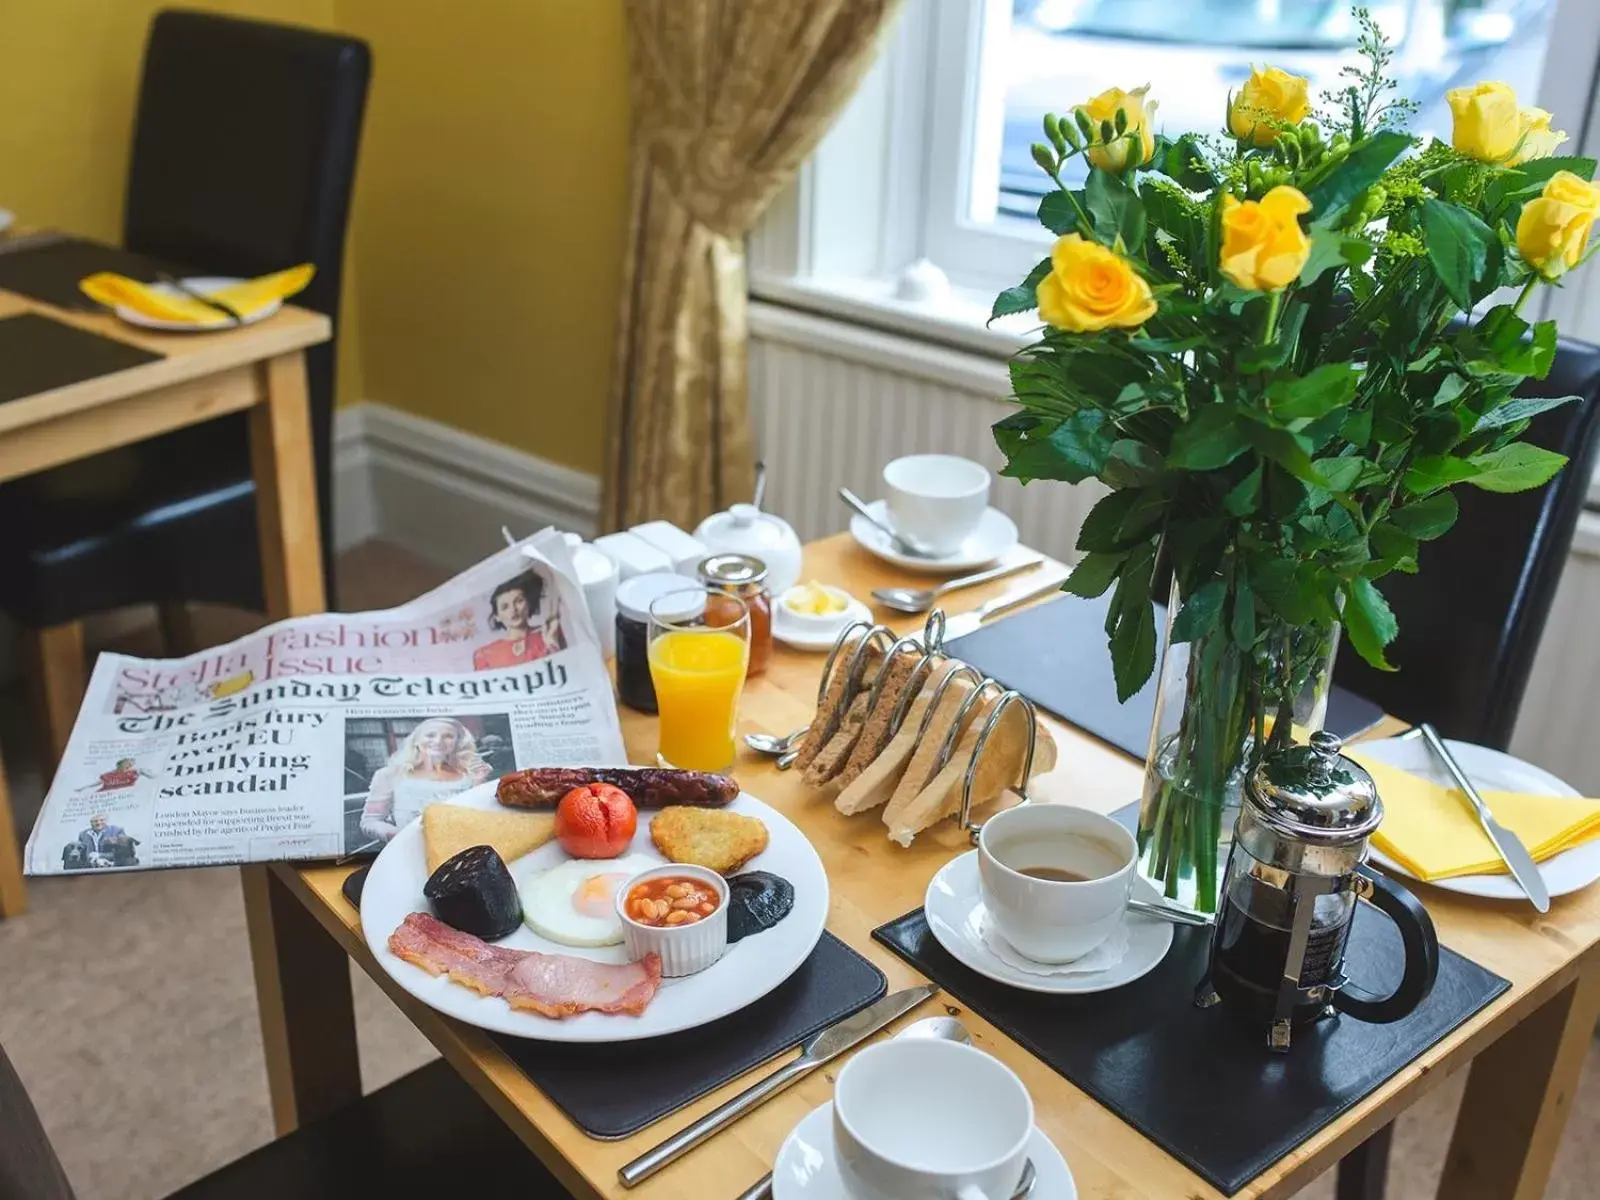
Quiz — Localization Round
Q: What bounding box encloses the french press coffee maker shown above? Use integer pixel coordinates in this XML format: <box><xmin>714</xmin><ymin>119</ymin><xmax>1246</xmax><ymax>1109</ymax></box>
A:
<box><xmin>1197</xmin><ymin>731</ymin><xmax>1440</xmax><ymax>1050</ymax></box>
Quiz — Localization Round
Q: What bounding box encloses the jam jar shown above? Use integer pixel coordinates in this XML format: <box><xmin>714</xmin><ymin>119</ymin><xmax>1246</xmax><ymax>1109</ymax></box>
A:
<box><xmin>614</xmin><ymin>573</ymin><xmax>699</xmax><ymax>712</ymax></box>
<box><xmin>697</xmin><ymin>553</ymin><xmax>772</xmax><ymax>676</ymax></box>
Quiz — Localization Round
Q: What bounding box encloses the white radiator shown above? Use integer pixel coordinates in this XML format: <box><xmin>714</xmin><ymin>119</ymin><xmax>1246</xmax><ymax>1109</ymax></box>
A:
<box><xmin>748</xmin><ymin>303</ymin><xmax>1102</xmax><ymax>558</ymax></box>
<box><xmin>748</xmin><ymin>299</ymin><xmax>1600</xmax><ymax>793</ymax></box>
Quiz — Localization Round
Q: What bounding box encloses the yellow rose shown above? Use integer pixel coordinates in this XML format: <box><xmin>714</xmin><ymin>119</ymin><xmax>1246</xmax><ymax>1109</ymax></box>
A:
<box><xmin>1447</xmin><ymin>81</ymin><xmax>1522</xmax><ymax>162</ymax></box>
<box><xmin>1219</xmin><ymin>186</ymin><xmax>1312</xmax><ymax>292</ymax></box>
<box><xmin>1509</xmin><ymin>106</ymin><xmax>1568</xmax><ymax>165</ymax></box>
<box><xmin>1228</xmin><ymin>66</ymin><xmax>1310</xmax><ymax>147</ymax></box>
<box><xmin>1516</xmin><ymin>170</ymin><xmax>1600</xmax><ymax>279</ymax></box>
<box><xmin>1076</xmin><ymin>85</ymin><xmax>1156</xmax><ymax>174</ymax></box>
<box><xmin>1036</xmin><ymin>234</ymin><xmax>1157</xmax><ymax>332</ymax></box>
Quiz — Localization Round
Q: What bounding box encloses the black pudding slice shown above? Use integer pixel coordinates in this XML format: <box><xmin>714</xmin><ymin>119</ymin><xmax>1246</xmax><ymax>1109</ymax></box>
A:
<box><xmin>424</xmin><ymin>844</ymin><xmax>522</xmax><ymax>940</ymax></box>
<box><xmin>726</xmin><ymin>871</ymin><xmax>796</xmax><ymax>944</ymax></box>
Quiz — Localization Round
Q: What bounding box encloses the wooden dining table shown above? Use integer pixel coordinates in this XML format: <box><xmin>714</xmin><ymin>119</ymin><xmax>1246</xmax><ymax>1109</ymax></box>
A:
<box><xmin>256</xmin><ymin>534</ymin><xmax>1600</xmax><ymax>1200</ymax></box>
<box><xmin>0</xmin><ymin>275</ymin><xmax>331</xmax><ymax>920</ymax></box>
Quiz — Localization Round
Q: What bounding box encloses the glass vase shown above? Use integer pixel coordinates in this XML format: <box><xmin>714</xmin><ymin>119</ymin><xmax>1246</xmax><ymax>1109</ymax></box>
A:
<box><xmin>1136</xmin><ymin>575</ymin><xmax>1341</xmax><ymax>913</ymax></box>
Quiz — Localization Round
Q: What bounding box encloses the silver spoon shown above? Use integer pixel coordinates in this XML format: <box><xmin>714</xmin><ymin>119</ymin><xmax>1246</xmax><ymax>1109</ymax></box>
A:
<box><xmin>745</xmin><ymin>726</ymin><xmax>807</xmax><ymax>757</ymax></box>
<box><xmin>1127</xmin><ymin>896</ymin><xmax>1215</xmax><ymax>928</ymax></box>
<box><xmin>873</xmin><ymin>557</ymin><xmax>1046</xmax><ymax>614</ymax></box>
<box><xmin>753</xmin><ymin>460</ymin><xmax>768</xmax><ymax>511</ymax></box>
<box><xmin>839</xmin><ymin>487</ymin><xmax>942</xmax><ymax>559</ymax></box>
<box><xmin>734</xmin><ymin>1016</ymin><xmax>974</xmax><ymax>1200</ymax></box>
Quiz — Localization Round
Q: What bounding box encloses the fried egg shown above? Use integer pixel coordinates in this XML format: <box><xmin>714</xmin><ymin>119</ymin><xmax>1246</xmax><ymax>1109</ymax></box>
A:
<box><xmin>521</xmin><ymin>854</ymin><xmax>656</xmax><ymax>947</ymax></box>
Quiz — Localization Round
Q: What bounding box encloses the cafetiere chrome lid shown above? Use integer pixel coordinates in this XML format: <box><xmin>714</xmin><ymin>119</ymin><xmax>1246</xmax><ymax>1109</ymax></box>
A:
<box><xmin>1247</xmin><ymin>731</ymin><xmax>1382</xmax><ymax>846</ymax></box>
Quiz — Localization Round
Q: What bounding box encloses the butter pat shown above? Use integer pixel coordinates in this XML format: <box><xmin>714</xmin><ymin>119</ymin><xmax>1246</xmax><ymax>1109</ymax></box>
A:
<box><xmin>592</xmin><ymin>531</ymin><xmax>672</xmax><ymax>580</ymax></box>
<box><xmin>629</xmin><ymin>520</ymin><xmax>709</xmax><ymax>576</ymax></box>
<box><xmin>784</xmin><ymin>581</ymin><xmax>849</xmax><ymax>615</ymax></box>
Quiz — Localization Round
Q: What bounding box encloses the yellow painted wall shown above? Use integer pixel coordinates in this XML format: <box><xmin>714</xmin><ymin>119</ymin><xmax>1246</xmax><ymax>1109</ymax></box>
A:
<box><xmin>0</xmin><ymin>0</ymin><xmax>629</xmax><ymax>476</ymax></box>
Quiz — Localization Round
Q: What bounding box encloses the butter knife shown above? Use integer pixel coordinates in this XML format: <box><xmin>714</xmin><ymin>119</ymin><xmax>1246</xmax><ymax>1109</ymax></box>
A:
<box><xmin>1418</xmin><ymin>722</ymin><xmax>1550</xmax><ymax>912</ymax></box>
<box><xmin>617</xmin><ymin>983</ymin><xmax>938</xmax><ymax>1188</ymax></box>
<box><xmin>941</xmin><ymin>574</ymin><xmax>1068</xmax><ymax>640</ymax></box>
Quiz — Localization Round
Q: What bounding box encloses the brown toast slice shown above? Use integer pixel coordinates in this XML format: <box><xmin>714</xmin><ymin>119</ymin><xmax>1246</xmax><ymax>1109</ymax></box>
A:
<box><xmin>886</xmin><ymin>712</ymin><xmax>1058</xmax><ymax>847</ymax></box>
<box><xmin>834</xmin><ymin>666</ymin><xmax>953</xmax><ymax>816</ymax></box>
<box><xmin>802</xmin><ymin>691</ymin><xmax>872</xmax><ymax>788</ymax></box>
<box><xmin>422</xmin><ymin>804</ymin><xmax>557</xmax><ymax>874</ymax></box>
<box><xmin>791</xmin><ymin>637</ymin><xmax>881</xmax><ymax>772</ymax></box>
<box><xmin>879</xmin><ymin>675</ymin><xmax>981</xmax><ymax>831</ymax></box>
<box><xmin>832</xmin><ymin>649</ymin><xmax>936</xmax><ymax>789</ymax></box>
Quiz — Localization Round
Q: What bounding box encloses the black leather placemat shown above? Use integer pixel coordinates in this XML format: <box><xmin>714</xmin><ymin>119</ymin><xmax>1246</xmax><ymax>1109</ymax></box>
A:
<box><xmin>0</xmin><ymin>313</ymin><xmax>164</xmax><ymax>403</ymax></box>
<box><xmin>342</xmin><ymin>867</ymin><xmax>887</xmax><ymax>1142</ymax></box>
<box><xmin>0</xmin><ymin>236</ymin><xmax>182</xmax><ymax>310</ymax></box>
<box><xmin>491</xmin><ymin>932</ymin><xmax>886</xmax><ymax>1139</ymax></box>
<box><xmin>947</xmin><ymin>593</ymin><xmax>1384</xmax><ymax>759</ymax></box>
<box><xmin>873</xmin><ymin>898</ymin><xmax>1507</xmax><ymax>1195</ymax></box>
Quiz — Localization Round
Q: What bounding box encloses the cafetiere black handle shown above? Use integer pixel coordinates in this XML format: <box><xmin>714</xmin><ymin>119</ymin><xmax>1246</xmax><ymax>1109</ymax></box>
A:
<box><xmin>1333</xmin><ymin>864</ymin><xmax>1440</xmax><ymax>1024</ymax></box>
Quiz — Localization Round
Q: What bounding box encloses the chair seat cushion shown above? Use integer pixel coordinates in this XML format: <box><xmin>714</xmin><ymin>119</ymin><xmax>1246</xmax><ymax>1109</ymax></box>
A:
<box><xmin>166</xmin><ymin>1059</ymin><xmax>572</xmax><ymax>1199</ymax></box>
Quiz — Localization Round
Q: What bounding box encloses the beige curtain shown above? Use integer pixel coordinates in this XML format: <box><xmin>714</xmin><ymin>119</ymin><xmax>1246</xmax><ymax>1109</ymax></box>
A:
<box><xmin>602</xmin><ymin>0</ymin><xmax>901</xmax><ymax>531</ymax></box>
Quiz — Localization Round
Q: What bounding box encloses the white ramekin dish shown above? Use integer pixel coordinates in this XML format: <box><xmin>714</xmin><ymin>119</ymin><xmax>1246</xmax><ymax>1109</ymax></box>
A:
<box><xmin>616</xmin><ymin>863</ymin><xmax>730</xmax><ymax>977</ymax></box>
<box><xmin>777</xmin><ymin>583</ymin><xmax>856</xmax><ymax>634</ymax></box>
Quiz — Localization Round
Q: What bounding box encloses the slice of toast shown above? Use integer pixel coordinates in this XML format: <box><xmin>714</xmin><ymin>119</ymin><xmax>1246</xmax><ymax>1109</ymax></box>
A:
<box><xmin>880</xmin><ymin>675</ymin><xmax>981</xmax><ymax>831</ymax></box>
<box><xmin>423</xmin><ymin>804</ymin><xmax>557</xmax><ymax>874</ymax></box>
<box><xmin>832</xmin><ymin>649</ymin><xmax>933</xmax><ymax>789</ymax></box>
<box><xmin>802</xmin><ymin>691</ymin><xmax>872</xmax><ymax>788</ymax></box>
<box><xmin>886</xmin><ymin>713</ymin><xmax>1059</xmax><ymax>847</ymax></box>
<box><xmin>834</xmin><ymin>665</ymin><xmax>954</xmax><ymax>816</ymax></box>
<box><xmin>791</xmin><ymin>637</ymin><xmax>881</xmax><ymax>772</ymax></box>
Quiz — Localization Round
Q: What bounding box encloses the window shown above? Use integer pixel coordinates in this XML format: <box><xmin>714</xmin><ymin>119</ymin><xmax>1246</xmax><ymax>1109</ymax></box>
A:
<box><xmin>753</xmin><ymin>0</ymin><xmax>1600</xmax><ymax>339</ymax></box>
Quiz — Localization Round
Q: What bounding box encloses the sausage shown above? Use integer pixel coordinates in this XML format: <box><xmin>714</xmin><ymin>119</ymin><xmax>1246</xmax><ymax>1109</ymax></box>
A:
<box><xmin>497</xmin><ymin>767</ymin><xmax>739</xmax><ymax>810</ymax></box>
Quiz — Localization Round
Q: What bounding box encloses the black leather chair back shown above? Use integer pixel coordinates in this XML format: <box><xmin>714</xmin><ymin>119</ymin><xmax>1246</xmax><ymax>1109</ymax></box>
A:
<box><xmin>1335</xmin><ymin>338</ymin><xmax>1600</xmax><ymax>749</ymax></box>
<box><xmin>124</xmin><ymin>8</ymin><xmax>371</xmax><ymax>579</ymax></box>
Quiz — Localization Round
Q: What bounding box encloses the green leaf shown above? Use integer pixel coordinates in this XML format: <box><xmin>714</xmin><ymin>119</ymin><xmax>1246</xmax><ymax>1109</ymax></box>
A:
<box><xmin>1076</xmin><ymin>490</ymin><xmax>1145</xmax><ymax>553</ymax></box>
<box><xmin>1240</xmin><ymin>419</ymin><xmax>1323</xmax><ymax>485</ymax></box>
<box><xmin>1107</xmin><ymin>545</ymin><xmax>1158</xmax><ymax>702</ymax></box>
<box><xmin>1038</xmin><ymin>191</ymin><xmax>1080</xmax><ymax>236</ymax></box>
<box><xmin>1170</xmin><ymin>579</ymin><xmax>1227</xmax><ymax>644</ymax></box>
<box><xmin>1085</xmin><ymin>168</ymin><xmax>1146</xmax><ymax>252</ymax></box>
<box><xmin>1368</xmin><ymin>522</ymin><xmax>1420</xmax><ymax>576</ymax></box>
<box><xmin>1404</xmin><ymin>454</ymin><xmax>1482</xmax><ymax>494</ymax></box>
<box><xmin>1485</xmin><ymin>155</ymin><xmax>1599</xmax><ymax>210</ymax></box>
<box><xmin>1314</xmin><ymin>456</ymin><xmax>1364</xmax><ymax>492</ymax></box>
<box><xmin>1474</xmin><ymin>394</ymin><xmax>1580</xmax><ymax>433</ymax></box>
<box><xmin>1102</xmin><ymin>439</ymin><xmax>1166</xmax><ymax>487</ymax></box>
<box><xmin>1299</xmin><ymin>227</ymin><xmax>1373</xmax><ymax>285</ymax></box>
<box><xmin>1388</xmin><ymin>492</ymin><xmax>1459</xmax><ymax>540</ymax></box>
<box><xmin>1230</xmin><ymin>573</ymin><xmax>1256</xmax><ymax>648</ymax></box>
<box><xmin>1464</xmin><ymin>442</ymin><xmax>1569</xmax><ymax>493</ymax></box>
<box><xmin>1341</xmin><ymin>407</ymin><xmax>1373</xmax><ymax>445</ymax></box>
<box><xmin>1306</xmin><ymin>130</ymin><xmax>1410</xmax><ymax>220</ymax></box>
<box><xmin>1343</xmin><ymin>576</ymin><xmax>1399</xmax><ymax>671</ymax></box>
<box><xmin>1151</xmin><ymin>132</ymin><xmax>1218</xmax><ymax>191</ymax></box>
<box><xmin>989</xmin><ymin>257</ymin><xmax>1052</xmax><ymax>323</ymax></box>
<box><xmin>1224</xmin><ymin>463</ymin><xmax>1263</xmax><ymax>516</ymax></box>
<box><xmin>997</xmin><ymin>409</ymin><xmax>1113</xmax><ymax>484</ymax></box>
<box><xmin>1063</xmin><ymin>550</ymin><xmax>1126</xmax><ymax>599</ymax></box>
<box><xmin>1422</xmin><ymin>198</ymin><xmax>1502</xmax><ymax>310</ymax></box>
<box><xmin>1168</xmin><ymin>406</ymin><xmax>1250</xmax><ymax>470</ymax></box>
<box><xmin>1267</xmin><ymin>362</ymin><xmax>1359</xmax><ymax>420</ymax></box>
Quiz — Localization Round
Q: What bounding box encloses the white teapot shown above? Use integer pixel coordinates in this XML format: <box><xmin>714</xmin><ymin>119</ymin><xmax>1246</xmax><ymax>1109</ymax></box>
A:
<box><xmin>693</xmin><ymin>504</ymin><xmax>803</xmax><ymax>596</ymax></box>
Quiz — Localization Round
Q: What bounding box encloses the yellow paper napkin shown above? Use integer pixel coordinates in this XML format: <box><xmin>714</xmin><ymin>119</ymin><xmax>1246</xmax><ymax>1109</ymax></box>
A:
<box><xmin>79</xmin><ymin>264</ymin><xmax>315</xmax><ymax>324</ymax></box>
<box><xmin>1349</xmin><ymin>751</ymin><xmax>1600</xmax><ymax>881</ymax></box>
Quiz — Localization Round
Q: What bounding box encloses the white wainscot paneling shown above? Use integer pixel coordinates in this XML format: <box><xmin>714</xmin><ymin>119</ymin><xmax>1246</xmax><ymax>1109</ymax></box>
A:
<box><xmin>748</xmin><ymin>302</ymin><xmax>1101</xmax><ymax>560</ymax></box>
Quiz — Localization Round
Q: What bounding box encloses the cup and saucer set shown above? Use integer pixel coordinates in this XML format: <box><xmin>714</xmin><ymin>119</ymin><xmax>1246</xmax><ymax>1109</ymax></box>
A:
<box><xmin>849</xmin><ymin>455</ymin><xmax>1020</xmax><ymax>572</ymax></box>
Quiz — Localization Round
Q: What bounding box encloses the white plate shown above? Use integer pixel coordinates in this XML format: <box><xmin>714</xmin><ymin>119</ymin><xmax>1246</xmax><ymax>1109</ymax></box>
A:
<box><xmin>773</xmin><ymin>598</ymin><xmax>872</xmax><ymax>652</ymax></box>
<box><xmin>114</xmin><ymin>275</ymin><xmax>281</xmax><ymax>331</ymax></box>
<box><xmin>361</xmin><ymin>779</ymin><xmax>828</xmax><ymax>1041</ymax></box>
<box><xmin>1358</xmin><ymin>736</ymin><xmax>1596</xmax><ymax>900</ymax></box>
<box><xmin>849</xmin><ymin>500</ymin><xmax>1019</xmax><ymax>573</ymax></box>
<box><xmin>924</xmin><ymin>851</ymin><xmax>1172</xmax><ymax>995</ymax></box>
<box><xmin>772</xmin><ymin>1101</ymin><xmax>1076</xmax><ymax>1200</ymax></box>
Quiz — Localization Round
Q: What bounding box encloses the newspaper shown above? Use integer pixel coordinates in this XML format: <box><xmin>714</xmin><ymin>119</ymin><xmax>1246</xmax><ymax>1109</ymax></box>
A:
<box><xmin>24</xmin><ymin>529</ymin><xmax>626</xmax><ymax>876</ymax></box>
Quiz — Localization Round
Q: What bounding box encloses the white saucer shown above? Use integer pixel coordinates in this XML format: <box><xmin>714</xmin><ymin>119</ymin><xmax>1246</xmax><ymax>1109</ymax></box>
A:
<box><xmin>115</xmin><ymin>276</ymin><xmax>281</xmax><ymax>331</ymax></box>
<box><xmin>1356</xmin><ymin>736</ymin><xmax>1599</xmax><ymax>900</ymax></box>
<box><xmin>772</xmin><ymin>1100</ymin><xmax>1076</xmax><ymax>1200</ymax></box>
<box><xmin>773</xmin><ymin>598</ymin><xmax>872</xmax><ymax>652</ymax></box>
<box><xmin>924</xmin><ymin>851</ymin><xmax>1173</xmax><ymax>995</ymax></box>
<box><xmin>850</xmin><ymin>500</ymin><xmax>1019</xmax><ymax>573</ymax></box>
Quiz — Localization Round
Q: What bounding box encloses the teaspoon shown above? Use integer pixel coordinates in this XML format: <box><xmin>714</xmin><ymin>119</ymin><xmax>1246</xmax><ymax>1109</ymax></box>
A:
<box><xmin>744</xmin><ymin>726</ymin><xmax>807</xmax><ymax>757</ymax></box>
<box><xmin>872</xmin><ymin>557</ymin><xmax>1045</xmax><ymax>614</ymax></box>
<box><xmin>838</xmin><ymin>487</ymin><xmax>942</xmax><ymax>559</ymax></box>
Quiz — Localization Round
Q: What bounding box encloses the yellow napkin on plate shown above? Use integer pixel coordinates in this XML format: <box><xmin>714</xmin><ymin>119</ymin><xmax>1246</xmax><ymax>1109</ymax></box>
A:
<box><xmin>1349</xmin><ymin>751</ymin><xmax>1600</xmax><ymax>881</ymax></box>
<box><xmin>79</xmin><ymin>263</ymin><xmax>314</xmax><ymax>324</ymax></box>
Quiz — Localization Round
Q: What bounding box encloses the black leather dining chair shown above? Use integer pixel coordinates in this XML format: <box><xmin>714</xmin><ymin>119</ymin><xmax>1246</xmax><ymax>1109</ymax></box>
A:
<box><xmin>0</xmin><ymin>1039</ymin><xmax>571</xmax><ymax>1199</ymax></box>
<box><xmin>1329</xmin><ymin>336</ymin><xmax>1600</xmax><ymax>1199</ymax></box>
<box><xmin>0</xmin><ymin>9</ymin><xmax>369</xmax><ymax>767</ymax></box>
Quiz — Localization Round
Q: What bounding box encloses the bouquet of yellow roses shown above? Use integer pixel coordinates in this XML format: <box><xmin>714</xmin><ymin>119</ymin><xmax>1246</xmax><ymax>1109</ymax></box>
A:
<box><xmin>994</xmin><ymin>10</ymin><xmax>1600</xmax><ymax>910</ymax></box>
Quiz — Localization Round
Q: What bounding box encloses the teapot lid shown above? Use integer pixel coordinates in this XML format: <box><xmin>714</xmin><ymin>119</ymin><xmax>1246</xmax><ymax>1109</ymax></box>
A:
<box><xmin>1248</xmin><ymin>731</ymin><xmax>1382</xmax><ymax>844</ymax></box>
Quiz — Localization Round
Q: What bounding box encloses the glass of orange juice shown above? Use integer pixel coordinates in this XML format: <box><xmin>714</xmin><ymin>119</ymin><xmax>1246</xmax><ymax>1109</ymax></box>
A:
<box><xmin>647</xmin><ymin>587</ymin><xmax>750</xmax><ymax>771</ymax></box>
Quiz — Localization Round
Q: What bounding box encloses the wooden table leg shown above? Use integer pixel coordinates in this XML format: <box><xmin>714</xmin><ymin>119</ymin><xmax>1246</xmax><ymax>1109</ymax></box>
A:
<box><xmin>243</xmin><ymin>349</ymin><xmax>352</xmax><ymax>1131</ymax></box>
<box><xmin>1437</xmin><ymin>963</ymin><xmax>1600</xmax><ymax>1198</ymax></box>
<box><xmin>242</xmin><ymin>865</ymin><xmax>361</xmax><ymax>1134</ymax></box>
<box><xmin>0</xmin><ymin>744</ymin><xmax>27</xmax><ymax>918</ymax></box>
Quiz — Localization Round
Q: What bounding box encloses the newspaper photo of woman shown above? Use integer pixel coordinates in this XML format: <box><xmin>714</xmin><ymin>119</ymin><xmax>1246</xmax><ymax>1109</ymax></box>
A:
<box><xmin>358</xmin><ymin>717</ymin><xmax>491</xmax><ymax>843</ymax></box>
<box><xmin>472</xmin><ymin>571</ymin><xmax>564</xmax><ymax>671</ymax></box>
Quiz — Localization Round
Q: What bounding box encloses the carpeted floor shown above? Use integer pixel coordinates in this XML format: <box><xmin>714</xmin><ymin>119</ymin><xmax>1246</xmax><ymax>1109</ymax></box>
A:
<box><xmin>1</xmin><ymin>539</ymin><xmax>1596</xmax><ymax>1199</ymax></box>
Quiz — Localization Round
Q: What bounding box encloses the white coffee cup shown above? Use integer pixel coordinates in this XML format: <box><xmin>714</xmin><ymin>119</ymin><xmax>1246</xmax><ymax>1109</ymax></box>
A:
<box><xmin>883</xmin><ymin>454</ymin><xmax>991</xmax><ymax>555</ymax></box>
<box><xmin>833</xmin><ymin>1039</ymin><xmax>1032</xmax><ymax>1200</ymax></box>
<box><xmin>978</xmin><ymin>804</ymin><xmax>1137</xmax><ymax>963</ymax></box>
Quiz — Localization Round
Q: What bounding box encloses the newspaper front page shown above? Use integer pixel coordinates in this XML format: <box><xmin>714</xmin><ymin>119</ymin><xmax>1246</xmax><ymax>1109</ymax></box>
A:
<box><xmin>24</xmin><ymin>529</ymin><xmax>626</xmax><ymax>876</ymax></box>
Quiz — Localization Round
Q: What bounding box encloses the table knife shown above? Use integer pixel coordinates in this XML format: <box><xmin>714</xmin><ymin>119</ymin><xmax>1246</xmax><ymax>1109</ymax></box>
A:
<box><xmin>157</xmin><ymin>272</ymin><xmax>244</xmax><ymax>325</ymax></box>
<box><xmin>941</xmin><ymin>574</ymin><xmax>1068</xmax><ymax>640</ymax></box>
<box><xmin>1418</xmin><ymin>722</ymin><xmax>1550</xmax><ymax>913</ymax></box>
<box><xmin>617</xmin><ymin>983</ymin><xmax>938</xmax><ymax>1188</ymax></box>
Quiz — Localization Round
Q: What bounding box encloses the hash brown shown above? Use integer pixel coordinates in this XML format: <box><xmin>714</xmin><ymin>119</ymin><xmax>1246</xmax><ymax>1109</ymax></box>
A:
<box><xmin>650</xmin><ymin>806</ymin><xmax>769</xmax><ymax>875</ymax></box>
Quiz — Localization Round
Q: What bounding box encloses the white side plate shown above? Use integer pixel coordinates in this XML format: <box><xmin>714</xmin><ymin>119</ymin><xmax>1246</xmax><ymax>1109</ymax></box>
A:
<box><xmin>115</xmin><ymin>276</ymin><xmax>281</xmax><ymax>331</ymax></box>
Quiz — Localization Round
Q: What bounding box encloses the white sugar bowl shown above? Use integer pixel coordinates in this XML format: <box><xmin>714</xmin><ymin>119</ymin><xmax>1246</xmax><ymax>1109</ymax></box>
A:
<box><xmin>694</xmin><ymin>504</ymin><xmax>803</xmax><ymax>596</ymax></box>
